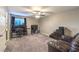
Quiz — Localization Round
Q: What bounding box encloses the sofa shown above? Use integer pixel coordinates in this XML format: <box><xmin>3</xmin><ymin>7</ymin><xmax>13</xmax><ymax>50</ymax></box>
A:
<box><xmin>48</xmin><ymin>40</ymin><xmax>70</xmax><ymax>52</ymax></box>
<box><xmin>48</xmin><ymin>27</ymin><xmax>79</xmax><ymax>52</ymax></box>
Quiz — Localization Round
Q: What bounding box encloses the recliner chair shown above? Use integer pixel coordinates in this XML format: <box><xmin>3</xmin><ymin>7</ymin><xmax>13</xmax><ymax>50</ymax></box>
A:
<box><xmin>48</xmin><ymin>33</ymin><xmax>79</xmax><ymax>52</ymax></box>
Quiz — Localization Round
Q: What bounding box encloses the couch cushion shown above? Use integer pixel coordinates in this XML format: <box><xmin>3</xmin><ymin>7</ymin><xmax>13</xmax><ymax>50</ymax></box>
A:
<box><xmin>48</xmin><ymin>40</ymin><xmax>70</xmax><ymax>52</ymax></box>
<box><xmin>61</xmin><ymin>35</ymin><xmax>73</xmax><ymax>43</ymax></box>
<box><xmin>49</xmin><ymin>32</ymin><xmax>62</xmax><ymax>40</ymax></box>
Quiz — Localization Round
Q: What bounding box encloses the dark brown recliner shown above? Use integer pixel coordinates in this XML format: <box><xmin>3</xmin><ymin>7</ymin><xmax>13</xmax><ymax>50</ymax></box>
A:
<box><xmin>48</xmin><ymin>33</ymin><xmax>79</xmax><ymax>52</ymax></box>
<box><xmin>48</xmin><ymin>40</ymin><xmax>70</xmax><ymax>52</ymax></box>
<box><xmin>48</xmin><ymin>27</ymin><xmax>79</xmax><ymax>52</ymax></box>
<box><xmin>69</xmin><ymin>33</ymin><xmax>79</xmax><ymax>52</ymax></box>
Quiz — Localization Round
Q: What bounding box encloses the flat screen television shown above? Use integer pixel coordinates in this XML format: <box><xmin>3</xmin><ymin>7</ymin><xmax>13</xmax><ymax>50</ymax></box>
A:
<box><xmin>14</xmin><ymin>18</ymin><xmax>24</xmax><ymax>27</ymax></box>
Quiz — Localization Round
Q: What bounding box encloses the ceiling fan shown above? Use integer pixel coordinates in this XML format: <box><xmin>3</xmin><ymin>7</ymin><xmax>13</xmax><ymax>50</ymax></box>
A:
<box><xmin>24</xmin><ymin>6</ymin><xmax>53</xmax><ymax>18</ymax></box>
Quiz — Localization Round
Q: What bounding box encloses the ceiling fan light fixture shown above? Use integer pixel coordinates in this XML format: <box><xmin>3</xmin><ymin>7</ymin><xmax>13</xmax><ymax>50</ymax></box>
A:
<box><xmin>35</xmin><ymin>15</ymin><xmax>40</xmax><ymax>19</ymax></box>
<box><xmin>41</xmin><ymin>12</ymin><xmax>46</xmax><ymax>15</ymax></box>
<box><xmin>32</xmin><ymin>11</ymin><xmax>37</xmax><ymax>14</ymax></box>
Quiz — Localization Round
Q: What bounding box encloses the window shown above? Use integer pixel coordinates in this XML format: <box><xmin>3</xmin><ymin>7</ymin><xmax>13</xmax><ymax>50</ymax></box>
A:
<box><xmin>14</xmin><ymin>18</ymin><xmax>24</xmax><ymax>26</ymax></box>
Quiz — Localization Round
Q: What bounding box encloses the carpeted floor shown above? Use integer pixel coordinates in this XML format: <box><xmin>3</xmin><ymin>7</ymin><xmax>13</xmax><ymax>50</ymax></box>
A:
<box><xmin>4</xmin><ymin>34</ymin><xmax>53</xmax><ymax>52</ymax></box>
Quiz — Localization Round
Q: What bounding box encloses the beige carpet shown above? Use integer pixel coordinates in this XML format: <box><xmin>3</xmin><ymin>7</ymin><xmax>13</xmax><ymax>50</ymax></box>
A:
<box><xmin>4</xmin><ymin>34</ymin><xmax>53</xmax><ymax>52</ymax></box>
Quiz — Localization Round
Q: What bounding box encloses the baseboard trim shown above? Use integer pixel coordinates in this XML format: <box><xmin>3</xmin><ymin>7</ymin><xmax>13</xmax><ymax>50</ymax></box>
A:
<box><xmin>40</xmin><ymin>32</ymin><xmax>49</xmax><ymax>37</ymax></box>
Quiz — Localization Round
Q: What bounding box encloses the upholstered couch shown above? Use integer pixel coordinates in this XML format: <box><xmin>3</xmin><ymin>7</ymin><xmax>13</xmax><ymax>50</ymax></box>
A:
<box><xmin>48</xmin><ymin>33</ymin><xmax>79</xmax><ymax>52</ymax></box>
<box><xmin>48</xmin><ymin>40</ymin><xmax>70</xmax><ymax>52</ymax></box>
<box><xmin>48</xmin><ymin>27</ymin><xmax>79</xmax><ymax>52</ymax></box>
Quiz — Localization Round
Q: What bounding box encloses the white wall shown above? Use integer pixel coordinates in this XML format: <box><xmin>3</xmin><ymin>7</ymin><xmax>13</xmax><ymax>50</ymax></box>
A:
<box><xmin>0</xmin><ymin>7</ymin><xmax>8</xmax><ymax>51</ymax></box>
<box><xmin>39</xmin><ymin>8</ymin><xmax>79</xmax><ymax>36</ymax></box>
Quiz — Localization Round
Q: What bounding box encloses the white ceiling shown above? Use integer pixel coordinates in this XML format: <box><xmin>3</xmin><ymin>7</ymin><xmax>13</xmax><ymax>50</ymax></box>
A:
<box><xmin>8</xmin><ymin>6</ymin><xmax>79</xmax><ymax>17</ymax></box>
<box><xmin>46</xmin><ymin>6</ymin><xmax>79</xmax><ymax>13</ymax></box>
